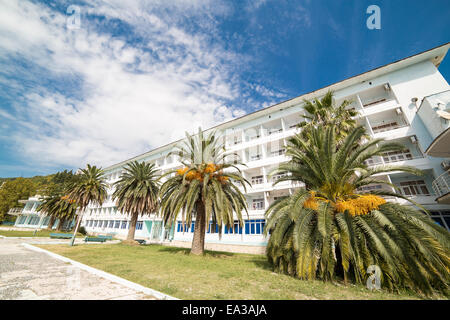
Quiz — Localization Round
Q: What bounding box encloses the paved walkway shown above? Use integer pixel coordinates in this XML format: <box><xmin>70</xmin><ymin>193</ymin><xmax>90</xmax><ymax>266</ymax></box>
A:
<box><xmin>0</xmin><ymin>238</ymin><xmax>159</xmax><ymax>300</ymax></box>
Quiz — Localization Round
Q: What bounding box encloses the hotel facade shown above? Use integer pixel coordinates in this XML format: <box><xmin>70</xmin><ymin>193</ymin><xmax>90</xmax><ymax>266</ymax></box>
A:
<box><xmin>13</xmin><ymin>44</ymin><xmax>450</xmax><ymax>253</ymax></box>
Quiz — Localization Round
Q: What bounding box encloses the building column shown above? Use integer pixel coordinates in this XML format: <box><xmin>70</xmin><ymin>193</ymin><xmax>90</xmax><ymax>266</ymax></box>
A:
<box><xmin>263</xmin><ymin>191</ymin><xmax>270</xmax><ymax>211</ymax></box>
<box><xmin>364</xmin><ymin>116</ymin><xmax>375</xmax><ymax>136</ymax></box>
<box><xmin>37</xmin><ymin>216</ymin><xmax>45</xmax><ymax>229</ymax></box>
<box><xmin>159</xmin><ymin>221</ymin><xmax>165</xmax><ymax>242</ymax></box>
<box><xmin>281</xmin><ymin>118</ymin><xmax>286</xmax><ymax>132</ymax></box>
<box><xmin>262</xmin><ymin>166</ymin><xmax>268</xmax><ymax>185</ymax></box>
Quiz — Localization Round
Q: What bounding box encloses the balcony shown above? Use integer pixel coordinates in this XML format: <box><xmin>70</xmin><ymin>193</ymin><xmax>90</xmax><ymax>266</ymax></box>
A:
<box><xmin>432</xmin><ymin>171</ymin><xmax>450</xmax><ymax>204</ymax></box>
<box><xmin>367</xmin><ymin>108</ymin><xmax>408</xmax><ymax>135</ymax></box>
<box><xmin>359</xmin><ymin>83</ymin><xmax>397</xmax><ymax>109</ymax></box>
<box><xmin>418</xmin><ymin>90</ymin><xmax>450</xmax><ymax>157</ymax></box>
<box><xmin>7</xmin><ymin>207</ymin><xmax>23</xmax><ymax>216</ymax></box>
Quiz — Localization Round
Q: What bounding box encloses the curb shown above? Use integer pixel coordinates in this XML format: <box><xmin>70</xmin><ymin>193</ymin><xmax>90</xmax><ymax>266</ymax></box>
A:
<box><xmin>21</xmin><ymin>243</ymin><xmax>179</xmax><ymax>300</ymax></box>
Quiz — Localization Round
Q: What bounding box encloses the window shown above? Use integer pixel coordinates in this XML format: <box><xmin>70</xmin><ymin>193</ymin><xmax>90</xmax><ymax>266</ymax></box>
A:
<box><xmin>114</xmin><ymin>220</ymin><xmax>120</xmax><ymax>229</ymax></box>
<box><xmin>136</xmin><ymin>221</ymin><xmax>143</xmax><ymax>230</ymax></box>
<box><xmin>364</xmin><ymin>157</ymin><xmax>381</xmax><ymax>166</ymax></box>
<box><xmin>399</xmin><ymin>180</ymin><xmax>430</xmax><ymax>196</ymax></box>
<box><xmin>357</xmin><ymin>185</ymin><xmax>383</xmax><ymax>192</ymax></box>
<box><xmin>244</xmin><ymin>219</ymin><xmax>265</xmax><ymax>235</ymax></box>
<box><xmin>382</xmin><ymin>150</ymin><xmax>413</xmax><ymax>163</ymax></box>
<box><xmin>207</xmin><ymin>222</ymin><xmax>220</xmax><ymax>234</ymax></box>
<box><xmin>108</xmin><ymin>220</ymin><xmax>114</xmax><ymax>228</ymax></box>
<box><xmin>177</xmin><ymin>222</ymin><xmax>190</xmax><ymax>232</ymax></box>
<box><xmin>250</xmin><ymin>154</ymin><xmax>261</xmax><ymax>161</ymax></box>
<box><xmin>93</xmin><ymin>220</ymin><xmax>98</xmax><ymax>227</ymax></box>
<box><xmin>252</xmin><ymin>198</ymin><xmax>264</xmax><ymax>210</ymax></box>
<box><xmin>102</xmin><ymin>220</ymin><xmax>108</xmax><ymax>228</ymax></box>
<box><xmin>121</xmin><ymin>221</ymin><xmax>128</xmax><ymax>229</ymax></box>
<box><xmin>429</xmin><ymin>211</ymin><xmax>450</xmax><ymax>231</ymax></box>
<box><xmin>251</xmin><ymin>175</ymin><xmax>264</xmax><ymax>185</ymax></box>
<box><xmin>272</xmin><ymin>173</ymin><xmax>287</xmax><ymax>182</ymax></box>
<box><xmin>42</xmin><ymin>217</ymin><xmax>50</xmax><ymax>226</ymax></box>
<box><xmin>224</xmin><ymin>221</ymin><xmax>243</xmax><ymax>234</ymax></box>
<box><xmin>29</xmin><ymin>216</ymin><xmax>40</xmax><ymax>225</ymax></box>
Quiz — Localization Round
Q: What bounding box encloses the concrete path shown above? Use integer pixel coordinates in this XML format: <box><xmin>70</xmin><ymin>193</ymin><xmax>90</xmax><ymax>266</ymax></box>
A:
<box><xmin>0</xmin><ymin>237</ymin><xmax>159</xmax><ymax>300</ymax></box>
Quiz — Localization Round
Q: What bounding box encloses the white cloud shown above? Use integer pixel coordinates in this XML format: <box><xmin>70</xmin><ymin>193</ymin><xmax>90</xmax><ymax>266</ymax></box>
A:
<box><xmin>0</xmin><ymin>0</ymin><xmax>249</xmax><ymax>172</ymax></box>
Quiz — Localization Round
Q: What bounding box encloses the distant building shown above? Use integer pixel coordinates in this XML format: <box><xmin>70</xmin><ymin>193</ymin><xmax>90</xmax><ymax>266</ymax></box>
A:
<box><xmin>13</xmin><ymin>196</ymin><xmax>75</xmax><ymax>230</ymax></box>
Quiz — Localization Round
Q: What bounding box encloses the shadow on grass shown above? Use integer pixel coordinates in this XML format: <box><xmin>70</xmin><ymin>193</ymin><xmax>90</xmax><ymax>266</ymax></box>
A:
<box><xmin>249</xmin><ymin>257</ymin><xmax>272</xmax><ymax>271</ymax></box>
<box><xmin>157</xmin><ymin>246</ymin><xmax>235</xmax><ymax>258</ymax></box>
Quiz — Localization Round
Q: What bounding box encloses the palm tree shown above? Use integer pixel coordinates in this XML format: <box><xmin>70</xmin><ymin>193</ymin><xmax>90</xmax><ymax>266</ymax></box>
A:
<box><xmin>66</xmin><ymin>164</ymin><xmax>108</xmax><ymax>246</ymax></box>
<box><xmin>265</xmin><ymin>126</ymin><xmax>450</xmax><ymax>296</ymax></box>
<box><xmin>37</xmin><ymin>170</ymin><xmax>81</xmax><ymax>230</ymax></box>
<box><xmin>37</xmin><ymin>196</ymin><xmax>60</xmax><ymax>230</ymax></box>
<box><xmin>298</xmin><ymin>90</ymin><xmax>358</xmax><ymax>141</ymax></box>
<box><xmin>37</xmin><ymin>195</ymin><xmax>78</xmax><ymax>231</ymax></box>
<box><xmin>159</xmin><ymin>128</ymin><xmax>250</xmax><ymax>255</ymax></box>
<box><xmin>113</xmin><ymin>161</ymin><xmax>160</xmax><ymax>243</ymax></box>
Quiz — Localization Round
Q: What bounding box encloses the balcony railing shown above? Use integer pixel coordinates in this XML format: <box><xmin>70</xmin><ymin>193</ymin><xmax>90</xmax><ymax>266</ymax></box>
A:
<box><xmin>361</xmin><ymin>96</ymin><xmax>393</xmax><ymax>108</ymax></box>
<box><xmin>267</xmin><ymin>128</ymin><xmax>282</xmax><ymax>135</ymax></box>
<box><xmin>270</xmin><ymin>149</ymin><xmax>285</xmax><ymax>157</ymax></box>
<box><xmin>7</xmin><ymin>207</ymin><xmax>23</xmax><ymax>216</ymax></box>
<box><xmin>432</xmin><ymin>171</ymin><xmax>450</xmax><ymax>198</ymax></box>
<box><xmin>371</xmin><ymin>120</ymin><xmax>408</xmax><ymax>134</ymax></box>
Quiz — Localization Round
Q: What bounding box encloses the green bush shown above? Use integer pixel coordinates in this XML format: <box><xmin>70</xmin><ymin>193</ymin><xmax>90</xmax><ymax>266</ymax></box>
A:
<box><xmin>78</xmin><ymin>226</ymin><xmax>87</xmax><ymax>235</ymax></box>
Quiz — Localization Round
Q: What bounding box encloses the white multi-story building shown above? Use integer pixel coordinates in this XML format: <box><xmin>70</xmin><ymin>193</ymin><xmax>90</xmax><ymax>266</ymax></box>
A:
<box><xmin>79</xmin><ymin>43</ymin><xmax>450</xmax><ymax>253</ymax></box>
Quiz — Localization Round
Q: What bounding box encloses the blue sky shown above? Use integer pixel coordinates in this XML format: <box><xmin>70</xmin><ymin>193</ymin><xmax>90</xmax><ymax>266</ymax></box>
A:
<box><xmin>0</xmin><ymin>0</ymin><xmax>449</xmax><ymax>178</ymax></box>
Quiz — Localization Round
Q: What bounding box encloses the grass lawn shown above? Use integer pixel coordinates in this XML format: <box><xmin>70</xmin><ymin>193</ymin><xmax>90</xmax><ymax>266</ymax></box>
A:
<box><xmin>0</xmin><ymin>229</ymin><xmax>84</xmax><ymax>238</ymax></box>
<box><xmin>36</xmin><ymin>243</ymin><xmax>422</xmax><ymax>300</ymax></box>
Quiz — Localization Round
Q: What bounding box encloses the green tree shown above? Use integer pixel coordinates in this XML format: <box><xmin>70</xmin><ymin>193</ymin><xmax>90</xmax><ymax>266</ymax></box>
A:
<box><xmin>66</xmin><ymin>164</ymin><xmax>108</xmax><ymax>245</ymax></box>
<box><xmin>0</xmin><ymin>178</ymin><xmax>37</xmax><ymax>221</ymax></box>
<box><xmin>113</xmin><ymin>161</ymin><xmax>160</xmax><ymax>242</ymax></box>
<box><xmin>266</xmin><ymin>126</ymin><xmax>450</xmax><ymax>296</ymax></box>
<box><xmin>298</xmin><ymin>90</ymin><xmax>358</xmax><ymax>142</ymax></box>
<box><xmin>159</xmin><ymin>128</ymin><xmax>250</xmax><ymax>255</ymax></box>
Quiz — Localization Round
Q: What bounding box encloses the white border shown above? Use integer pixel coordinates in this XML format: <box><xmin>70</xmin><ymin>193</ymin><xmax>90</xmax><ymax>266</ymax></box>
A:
<box><xmin>21</xmin><ymin>243</ymin><xmax>179</xmax><ymax>300</ymax></box>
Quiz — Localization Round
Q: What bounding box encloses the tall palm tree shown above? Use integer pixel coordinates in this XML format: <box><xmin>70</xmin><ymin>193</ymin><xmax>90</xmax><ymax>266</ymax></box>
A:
<box><xmin>66</xmin><ymin>164</ymin><xmax>108</xmax><ymax>246</ymax></box>
<box><xmin>298</xmin><ymin>90</ymin><xmax>358</xmax><ymax>141</ymax></box>
<box><xmin>113</xmin><ymin>161</ymin><xmax>160</xmax><ymax>242</ymax></box>
<box><xmin>266</xmin><ymin>126</ymin><xmax>450</xmax><ymax>296</ymax></box>
<box><xmin>159</xmin><ymin>128</ymin><xmax>250</xmax><ymax>255</ymax></box>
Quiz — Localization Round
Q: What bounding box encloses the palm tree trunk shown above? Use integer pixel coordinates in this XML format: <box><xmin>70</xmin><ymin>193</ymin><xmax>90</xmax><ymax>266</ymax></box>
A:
<box><xmin>127</xmin><ymin>213</ymin><xmax>138</xmax><ymax>241</ymax></box>
<box><xmin>56</xmin><ymin>218</ymin><xmax>65</xmax><ymax>231</ymax></box>
<box><xmin>47</xmin><ymin>216</ymin><xmax>56</xmax><ymax>230</ymax></box>
<box><xmin>191</xmin><ymin>200</ymin><xmax>206</xmax><ymax>255</ymax></box>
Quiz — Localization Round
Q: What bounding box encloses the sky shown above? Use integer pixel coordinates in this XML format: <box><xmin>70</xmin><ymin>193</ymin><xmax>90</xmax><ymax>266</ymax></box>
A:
<box><xmin>0</xmin><ymin>0</ymin><xmax>449</xmax><ymax>178</ymax></box>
